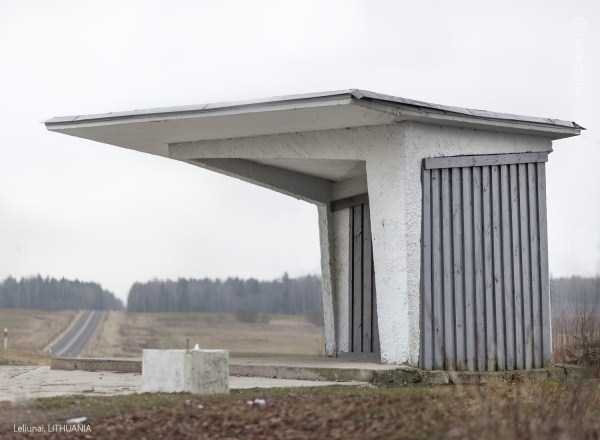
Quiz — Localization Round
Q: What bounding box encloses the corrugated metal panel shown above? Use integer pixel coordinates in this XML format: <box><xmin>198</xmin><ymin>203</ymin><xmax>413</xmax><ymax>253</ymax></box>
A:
<box><xmin>348</xmin><ymin>202</ymin><xmax>380</xmax><ymax>356</ymax></box>
<box><xmin>420</xmin><ymin>154</ymin><xmax>551</xmax><ymax>371</ymax></box>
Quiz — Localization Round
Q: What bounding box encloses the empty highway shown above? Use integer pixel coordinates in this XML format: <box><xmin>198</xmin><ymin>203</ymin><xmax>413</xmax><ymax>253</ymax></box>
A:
<box><xmin>49</xmin><ymin>311</ymin><xmax>104</xmax><ymax>357</ymax></box>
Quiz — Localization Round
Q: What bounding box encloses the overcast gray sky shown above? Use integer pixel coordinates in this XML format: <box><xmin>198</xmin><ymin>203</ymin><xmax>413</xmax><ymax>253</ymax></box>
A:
<box><xmin>0</xmin><ymin>0</ymin><xmax>598</xmax><ymax>302</ymax></box>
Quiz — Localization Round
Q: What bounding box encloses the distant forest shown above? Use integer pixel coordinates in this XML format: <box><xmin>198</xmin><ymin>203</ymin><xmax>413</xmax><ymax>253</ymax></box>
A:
<box><xmin>126</xmin><ymin>275</ymin><xmax>597</xmax><ymax>316</ymax></box>
<box><xmin>0</xmin><ymin>276</ymin><xmax>123</xmax><ymax>310</ymax></box>
<box><xmin>0</xmin><ymin>274</ymin><xmax>597</xmax><ymax>317</ymax></box>
<box><xmin>127</xmin><ymin>273</ymin><xmax>322</xmax><ymax>316</ymax></box>
<box><xmin>551</xmin><ymin>276</ymin><xmax>600</xmax><ymax>316</ymax></box>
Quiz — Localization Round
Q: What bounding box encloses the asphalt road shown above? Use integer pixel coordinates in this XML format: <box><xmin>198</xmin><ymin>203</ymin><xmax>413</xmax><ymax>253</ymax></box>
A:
<box><xmin>49</xmin><ymin>310</ymin><xmax>104</xmax><ymax>358</ymax></box>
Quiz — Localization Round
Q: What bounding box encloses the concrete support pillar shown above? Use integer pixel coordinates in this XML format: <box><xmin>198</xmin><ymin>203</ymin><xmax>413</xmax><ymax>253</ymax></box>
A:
<box><xmin>317</xmin><ymin>204</ymin><xmax>336</xmax><ymax>356</ymax></box>
<box><xmin>366</xmin><ymin>148</ymin><xmax>415</xmax><ymax>365</ymax></box>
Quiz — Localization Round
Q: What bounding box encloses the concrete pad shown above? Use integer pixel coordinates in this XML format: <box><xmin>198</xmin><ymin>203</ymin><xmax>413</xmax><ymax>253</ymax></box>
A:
<box><xmin>230</xmin><ymin>376</ymin><xmax>367</xmax><ymax>389</ymax></box>
<box><xmin>0</xmin><ymin>366</ymin><xmax>367</xmax><ymax>403</ymax></box>
<box><xmin>51</xmin><ymin>354</ymin><xmax>397</xmax><ymax>382</ymax></box>
<box><xmin>142</xmin><ymin>349</ymin><xmax>228</xmax><ymax>395</ymax></box>
<box><xmin>231</xmin><ymin>355</ymin><xmax>395</xmax><ymax>370</ymax></box>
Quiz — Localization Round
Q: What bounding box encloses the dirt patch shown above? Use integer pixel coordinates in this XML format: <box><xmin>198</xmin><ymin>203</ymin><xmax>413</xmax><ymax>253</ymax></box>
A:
<box><xmin>1</xmin><ymin>382</ymin><xmax>600</xmax><ymax>439</ymax></box>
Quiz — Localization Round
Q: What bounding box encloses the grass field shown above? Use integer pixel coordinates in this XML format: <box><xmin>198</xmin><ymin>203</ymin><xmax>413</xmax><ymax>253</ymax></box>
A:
<box><xmin>0</xmin><ymin>309</ymin><xmax>77</xmax><ymax>364</ymax></box>
<box><xmin>1</xmin><ymin>381</ymin><xmax>600</xmax><ymax>439</ymax></box>
<box><xmin>86</xmin><ymin>311</ymin><xmax>324</xmax><ymax>357</ymax></box>
<box><xmin>0</xmin><ymin>308</ymin><xmax>78</xmax><ymax>352</ymax></box>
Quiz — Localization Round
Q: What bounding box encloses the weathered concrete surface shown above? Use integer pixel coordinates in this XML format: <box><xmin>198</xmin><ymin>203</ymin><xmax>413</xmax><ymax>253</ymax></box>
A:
<box><xmin>0</xmin><ymin>366</ymin><xmax>367</xmax><ymax>403</ymax></box>
<box><xmin>50</xmin><ymin>356</ymin><xmax>596</xmax><ymax>388</ymax></box>
<box><xmin>332</xmin><ymin>208</ymin><xmax>350</xmax><ymax>353</ymax></box>
<box><xmin>52</xmin><ymin>355</ymin><xmax>396</xmax><ymax>382</ymax></box>
<box><xmin>51</xmin><ymin>356</ymin><xmax>397</xmax><ymax>382</ymax></box>
<box><xmin>0</xmin><ymin>366</ymin><xmax>138</xmax><ymax>402</ymax></box>
<box><xmin>231</xmin><ymin>356</ymin><xmax>394</xmax><ymax>382</ymax></box>
<box><xmin>142</xmin><ymin>349</ymin><xmax>229</xmax><ymax>395</ymax></box>
<box><xmin>7</xmin><ymin>362</ymin><xmax>593</xmax><ymax>403</ymax></box>
<box><xmin>317</xmin><ymin>204</ymin><xmax>336</xmax><ymax>356</ymax></box>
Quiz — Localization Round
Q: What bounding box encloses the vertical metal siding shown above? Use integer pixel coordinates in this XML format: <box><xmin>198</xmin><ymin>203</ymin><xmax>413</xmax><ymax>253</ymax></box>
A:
<box><xmin>348</xmin><ymin>202</ymin><xmax>379</xmax><ymax>355</ymax></box>
<box><xmin>421</xmin><ymin>154</ymin><xmax>551</xmax><ymax>371</ymax></box>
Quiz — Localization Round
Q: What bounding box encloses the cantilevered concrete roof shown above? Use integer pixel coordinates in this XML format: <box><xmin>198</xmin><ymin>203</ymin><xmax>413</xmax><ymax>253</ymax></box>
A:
<box><xmin>45</xmin><ymin>89</ymin><xmax>583</xmax><ymax>158</ymax></box>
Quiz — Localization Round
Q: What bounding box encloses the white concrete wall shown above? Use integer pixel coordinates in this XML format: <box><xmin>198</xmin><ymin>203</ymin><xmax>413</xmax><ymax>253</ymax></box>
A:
<box><xmin>366</xmin><ymin>123</ymin><xmax>551</xmax><ymax>364</ymax></box>
<box><xmin>396</xmin><ymin>122</ymin><xmax>552</xmax><ymax>365</ymax></box>
<box><xmin>332</xmin><ymin>175</ymin><xmax>368</xmax><ymax>200</ymax></box>
<box><xmin>332</xmin><ymin>208</ymin><xmax>350</xmax><ymax>352</ymax></box>
<box><xmin>171</xmin><ymin>122</ymin><xmax>552</xmax><ymax>365</ymax></box>
<box><xmin>317</xmin><ymin>204</ymin><xmax>336</xmax><ymax>356</ymax></box>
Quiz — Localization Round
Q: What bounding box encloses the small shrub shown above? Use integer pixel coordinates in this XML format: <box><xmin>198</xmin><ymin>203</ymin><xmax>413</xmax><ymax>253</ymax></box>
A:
<box><xmin>553</xmin><ymin>310</ymin><xmax>600</xmax><ymax>372</ymax></box>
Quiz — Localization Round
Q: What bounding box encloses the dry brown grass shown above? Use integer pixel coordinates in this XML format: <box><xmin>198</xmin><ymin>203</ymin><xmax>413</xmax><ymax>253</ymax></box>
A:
<box><xmin>0</xmin><ymin>308</ymin><xmax>77</xmax><ymax>353</ymax></box>
<box><xmin>2</xmin><ymin>382</ymin><xmax>600</xmax><ymax>439</ymax></box>
<box><xmin>0</xmin><ymin>349</ymin><xmax>49</xmax><ymax>366</ymax></box>
<box><xmin>88</xmin><ymin>311</ymin><xmax>324</xmax><ymax>358</ymax></box>
<box><xmin>553</xmin><ymin>311</ymin><xmax>600</xmax><ymax>370</ymax></box>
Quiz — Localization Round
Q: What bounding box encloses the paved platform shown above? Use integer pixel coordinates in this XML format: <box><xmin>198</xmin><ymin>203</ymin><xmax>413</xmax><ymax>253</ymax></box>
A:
<box><xmin>0</xmin><ymin>366</ymin><xmax>367</xmax><ymax>403</ymax></box>
<box><xmin>51</xmin><ymin>354</ymin><xmax>397</xmax><ymax>382</ymax></box>
<box><xmin>48</xmin><ymin>355</ymin><xmax>594</xmax><ymax>387</ymax></box>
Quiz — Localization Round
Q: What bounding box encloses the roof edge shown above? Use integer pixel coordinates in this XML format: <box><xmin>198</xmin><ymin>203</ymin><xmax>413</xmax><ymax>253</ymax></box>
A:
<box><xmin>350</xmin><ymin>89</ymin><xmax>584</xmax><ymax>131</ymax></box>
<box><xmin>44</xmin><ymin>89</ymin><xmax>584</xmax><ymax>137</ymax></box>
<box><xmin>44</xmin><ymin>90</ymin><xmax>355</xmax><ymax>127</ymax></box>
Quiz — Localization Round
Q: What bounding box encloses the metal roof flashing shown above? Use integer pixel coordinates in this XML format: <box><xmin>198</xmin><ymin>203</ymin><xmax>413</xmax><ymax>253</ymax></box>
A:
<box><xmin>45</xmin><ymin>89</ymin><xmax>583</xmax><ymax>141</ymax></box>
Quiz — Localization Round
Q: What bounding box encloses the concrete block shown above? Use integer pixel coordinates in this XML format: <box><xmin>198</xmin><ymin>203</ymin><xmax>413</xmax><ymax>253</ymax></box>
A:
<box><xmin>142</xmin><ymin>349</ymin><xmax>229</xmax><ymax>394</ymax></box>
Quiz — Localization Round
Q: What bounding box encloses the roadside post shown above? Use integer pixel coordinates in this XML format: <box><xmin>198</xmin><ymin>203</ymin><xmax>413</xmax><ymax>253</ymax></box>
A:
<box><xmin>3</xmin><ymin>328</ymin><xmax>7</xmax><ymax>351</ymax></box>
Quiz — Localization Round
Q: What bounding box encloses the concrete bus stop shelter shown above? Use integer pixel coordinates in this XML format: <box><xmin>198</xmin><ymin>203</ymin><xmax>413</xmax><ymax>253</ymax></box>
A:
<box><xmin>45</xmin><ymin>89</ymin><xmax>582</xmax><ymax>371</ymax></box>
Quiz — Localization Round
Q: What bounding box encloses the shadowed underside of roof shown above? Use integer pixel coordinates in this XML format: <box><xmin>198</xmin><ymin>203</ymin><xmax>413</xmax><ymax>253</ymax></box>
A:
<box><xmin>44</xmin><ymin>89</ymin><xmax>583</xmax><ymax>158</ymax></box>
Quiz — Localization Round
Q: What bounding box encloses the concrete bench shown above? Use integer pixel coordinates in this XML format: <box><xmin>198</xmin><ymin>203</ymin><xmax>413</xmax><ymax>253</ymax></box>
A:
<box><xmin>142</xmin><ymin>349</ymin><xmax>229</xmax><ymax>394</ymax></box>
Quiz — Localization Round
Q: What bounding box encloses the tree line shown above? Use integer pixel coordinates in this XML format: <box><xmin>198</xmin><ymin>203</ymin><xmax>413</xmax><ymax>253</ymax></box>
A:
<box><xmin>551</xmin><ymin>276</ymin><xmax>600</xmax><ymax>317</ymax></box>
<box><xmin>0</xmin><ymin>273</ymin><xmax>597</xmax><ymax>319</ymax></box>
<box><xmin>0</xmin><ymin>275</ymin><xmax>123</xmax><ymax>311</ymax></box>
<box><xmin>127</xmin><ymin>273</ymin><xmax>322</xmax><ymax>316</ymax></box>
